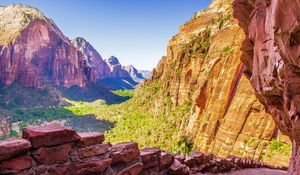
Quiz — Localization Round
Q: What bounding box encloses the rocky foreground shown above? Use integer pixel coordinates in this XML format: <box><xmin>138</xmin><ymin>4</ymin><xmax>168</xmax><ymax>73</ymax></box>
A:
<box><xmin>0</xmin><ymin>124</ymin><xmax>286</xmax><ymax>175</ymax></box>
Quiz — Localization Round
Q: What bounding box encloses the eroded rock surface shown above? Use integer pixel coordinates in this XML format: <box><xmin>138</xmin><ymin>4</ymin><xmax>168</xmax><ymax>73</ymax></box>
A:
<box><xmin>233</xmin><ymin>0</ymin><xmax>300</xmax><ymax>173</ymax></box>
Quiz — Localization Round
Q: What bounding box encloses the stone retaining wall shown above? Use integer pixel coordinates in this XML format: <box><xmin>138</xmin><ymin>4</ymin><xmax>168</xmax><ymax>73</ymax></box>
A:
<box><xmin>0</xmin><ymin>124</ymin><xmax>286</xmax><ymax>175</ymax></box>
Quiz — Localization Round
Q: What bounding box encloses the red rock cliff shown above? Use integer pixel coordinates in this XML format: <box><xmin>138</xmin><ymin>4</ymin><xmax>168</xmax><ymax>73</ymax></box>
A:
<box><xmin>0</xmin><ymin>5</ymin><xmax>94</xmax><ymax>88</ymax></box>
<box><xmin>233</xmin><ymin>0</ymin><xmax>300</xmax><ymax>173</ymax></box>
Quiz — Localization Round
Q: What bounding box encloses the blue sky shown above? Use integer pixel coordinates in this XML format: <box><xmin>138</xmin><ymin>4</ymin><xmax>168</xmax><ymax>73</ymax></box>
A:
<box><xmin>0</xmin><ymin>0</ymin><xmax>211</xmax><ymax>70</ymax></box>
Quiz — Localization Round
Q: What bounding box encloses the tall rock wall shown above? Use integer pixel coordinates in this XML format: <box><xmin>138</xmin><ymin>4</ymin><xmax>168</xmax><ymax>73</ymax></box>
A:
<box><xmin>0</xmin><ymin>5</ymin><xmax>94</xmax><ymax>88</ymax></box>
<box><xmin>233</xmin><ymin>0</ymin><xmax>300</xmax><ymax>173</ymax></box>
<box><xmin>136</xmin><ymin>0</ymin><xmax>290</xmax><ymax>166</ymax></box>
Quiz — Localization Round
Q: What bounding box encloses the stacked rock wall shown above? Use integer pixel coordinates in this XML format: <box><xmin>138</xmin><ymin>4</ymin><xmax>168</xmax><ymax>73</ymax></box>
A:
<box><xmin>0</xmin><ymin>124</ymin><xmax>286</xmax><ymax>175</ymax></box>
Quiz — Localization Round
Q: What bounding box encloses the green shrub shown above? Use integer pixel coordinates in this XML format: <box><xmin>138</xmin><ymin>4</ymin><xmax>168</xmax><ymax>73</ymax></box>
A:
<box><xmin>189</xmin><ymin>48</ymin><xmax>195</xmax><ymax>56</ymax></box>
<box><xmin>200</xmin><ymin>41</ymin><xmax>210</xmax><ymax>49</ymax></box>
<box><xmin>266</xmin><ymin>139</ymin><xmax>292</xmax><ymax>157</ymax></box>
<box><xmin>173</xmin><ymin>137</ymin><xmax>194</xmax><ymax>155</ymax></box>
<box><xmin>8</xmin><ymin>124</ymin><xmax>19</xmax><ymax>138</ymax></box>
<box><xmin>223</xmin><ymin>46</ymin><xmax>233</xmax><ymax>53</ymax></box>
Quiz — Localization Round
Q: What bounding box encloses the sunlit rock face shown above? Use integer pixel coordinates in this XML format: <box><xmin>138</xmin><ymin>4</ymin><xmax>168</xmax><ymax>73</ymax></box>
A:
<box><xmin>0</xmin><ymin>5</ymin><xmax>94</xmax><ymax>88</ymax></box>
<box><xmin>137</xmin><ymin>0</ymin><xmax>290</xmax><ymax>166</ymax></box>
<box><xmin>233</xmin><ymin>0</ymin><xmax>300</xmax><ymax>173</ymax></box>
<box><xmin>105</xmin><ymin>56</ymin><xmax>131</xmax><ymax>78</ymax></box>
<box><xmin>72</xmin><ymin>37</ymin><xmax>111</xmax><ymax>80</ymax></box>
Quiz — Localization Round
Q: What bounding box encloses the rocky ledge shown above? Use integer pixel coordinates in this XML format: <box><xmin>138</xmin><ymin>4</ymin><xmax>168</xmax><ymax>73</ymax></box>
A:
<box><xmin>0</xmin><ymin>124</ymin><xmax>286</xmax><ymax>175</ymax></box>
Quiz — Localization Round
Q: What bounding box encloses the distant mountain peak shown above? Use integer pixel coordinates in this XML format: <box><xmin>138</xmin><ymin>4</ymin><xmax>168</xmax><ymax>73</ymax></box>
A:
<box><xmin>124</xmin><ymin>65</ymin><xmax>139</xmax><ymax>74</ymax></box>
<box><xmin>71</xmin><ymin>37</ymin><xmax>89</xmax><ymax>48</ymax></box>
<box><xmin>0</xmin><ymin>4</ymin><xmax>49</xmax><ymax>46</ymax></box>
<box><xmin>106</xmin><ymin>56</ymin><xmax>120</xmax><ymax>65</ymax></box>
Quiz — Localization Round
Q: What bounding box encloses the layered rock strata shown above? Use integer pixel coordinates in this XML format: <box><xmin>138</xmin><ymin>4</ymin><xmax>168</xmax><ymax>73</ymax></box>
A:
<box><xmin>233</xmin><ymin>0</ymin><xmax>300</xmax><ymax>173</ymax></box>
<box><xmin>0</xmin><ymin>124</ymin><xmax>286</xmax><ymax>175</ymax></box>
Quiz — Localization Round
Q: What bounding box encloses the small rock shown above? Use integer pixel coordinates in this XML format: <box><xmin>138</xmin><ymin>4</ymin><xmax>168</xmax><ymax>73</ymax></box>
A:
<box><xmin>159</xmin><ymin>152</ymin><xmax>174</xmax><ymax>168</ymax></box>
<box><xmin>0</xmin><ymin>139</ymin><xmax>31</xmax><ymax>161</ymax></box>
<box><xmin>174</xmin><ymin>155</ymin><xmax>185</xmax><ymax>164</ymax></box>
<box><xmin>111</xmin><ymin>142</ymin><xmax>140</xmax><ymax>165</ymax></box>
<box><xmin>117</xmin><ymin>162</ymin><xmax>144</xmax><ymax>175</ymax></box>
<box><xmin>78</xmin><ymin>142</ymin><xmax>110</xmax><ymax>159</ymax></box>
<box><xmin>77</xmin><ymin>132</ymin><xmax>105</xmax><ymax>147</ymax></box>
<box><xmin>140</xmin><ymin>148</ymin><xmax>161</xmax><ymax>169</ymax></box>
<box><xmin>168</xmin><ymin>159</ymin><xmax>189</xmax><ymax>175</ymax></box>
<box><xmin>32</xmin><ymin>143</ymin><xmax>73</xmax><ymax>165</ymax></box>
<box><xmin>0</xmin><ymin>155</ymin><xmax>33</xmax><ymax>172</ymax></box>
<box><xmin>184</xmin><ymin>152</ymin><xmax>205</xmax><ymax>167</ymax></box>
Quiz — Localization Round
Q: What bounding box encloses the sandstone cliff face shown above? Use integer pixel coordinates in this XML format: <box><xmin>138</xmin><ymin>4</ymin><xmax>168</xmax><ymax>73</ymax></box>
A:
<box><xmin>137</xmin><ymin>0</ymin><xmax>290</xmax><ymax>166</ymax></box>
<box><xmin>0</xmin><ymin>5</ymin><xmax>93</xmax><ymax>88</ymax></box>
<box><xmin>233</xmin><ymin>0</ymin><xmax>300</xmax><ymax>173</ymax></box>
